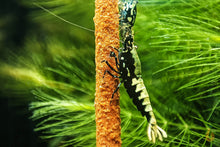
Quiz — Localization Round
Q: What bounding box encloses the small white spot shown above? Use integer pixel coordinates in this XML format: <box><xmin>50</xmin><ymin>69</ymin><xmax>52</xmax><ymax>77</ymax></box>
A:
<box><xmin>123</xmin><ymin>62</ymin><xmax>126</xmax><ymax>68</ymax></box>
<box><xmin>139</xmin><ymin>89</ymin><xmax>149</xmax><ymax>100</ymax></box>
<box><xmin>131</xmin><ymin>78</ymin><xmax>139</xmax><ymax>86</ymax></box>
<box><xmin>127</xmin><ymin>71</ymin><xmax>130</xmax><ymax>77</ymax></box>
<box><xmin>121</xmin><ymin>57</ymin><xmax>124</xmax><ymax>60</ymax></box>
<box><xmin>142</xmin><ymin>98</ymin><xmax>150</xmax><ymax>105</ymax></box>
<box><xmin>135</xmin><ymin>84</ymin><xmax>145</xmax><ymax>93</ymax></box>
<box><xmin>127</xmin><ymin>17</ymin><xmax>132</xmax><ymax>22</ymax></box>
<box><xmin>145</xmin><ymin>105</ymin><xmax>153</xmax><ymax>112</ymax></box>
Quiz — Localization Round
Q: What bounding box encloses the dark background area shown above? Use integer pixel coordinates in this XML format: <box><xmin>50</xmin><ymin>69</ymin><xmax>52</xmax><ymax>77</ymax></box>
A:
<box><xmin>0</xmin><ymin>0</ymin><xmax>47</xmax><ymax>146</ymax></box>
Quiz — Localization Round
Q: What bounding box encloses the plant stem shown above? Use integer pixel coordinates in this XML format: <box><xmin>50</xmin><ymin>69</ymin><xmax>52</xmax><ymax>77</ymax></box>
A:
<box><xmin>94</xmin><ymin>0</ymin><xmax>121</xmax><ymax>146</ymax></box>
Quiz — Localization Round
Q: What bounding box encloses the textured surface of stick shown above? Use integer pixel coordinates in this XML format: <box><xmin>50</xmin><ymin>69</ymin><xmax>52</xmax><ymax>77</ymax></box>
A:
<box><xmin>94</xmin><ymin>0</ymin><xmax>121</xmax><ymax>146</ymax></box>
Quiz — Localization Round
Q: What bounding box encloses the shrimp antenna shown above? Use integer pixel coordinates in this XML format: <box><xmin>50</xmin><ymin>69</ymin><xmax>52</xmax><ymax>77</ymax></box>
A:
<box><xmin>33</xmin><ymin>3</ymin><xmax>94</xmax><ymax>32</ymax></box>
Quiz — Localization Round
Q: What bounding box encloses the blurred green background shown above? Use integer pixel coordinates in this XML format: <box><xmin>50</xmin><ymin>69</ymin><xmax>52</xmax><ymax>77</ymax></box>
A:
<box><xmin>0</xmin><ymin>0</ymin><xmax>46</xmax><ymax>146</ymax></box>
<box><xmin>0</xmin><ymin>0</ymin><xmax>219</xmax><ymax>146</ymax></box>
<box><xmin>0</xmin><ymin>0</ymin><xmax>95</xmax><ymax>146</ymax></box>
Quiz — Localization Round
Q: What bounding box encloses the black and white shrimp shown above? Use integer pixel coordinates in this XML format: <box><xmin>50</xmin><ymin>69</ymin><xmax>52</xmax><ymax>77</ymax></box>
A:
<box><xmin>102</xmin><ymin>0</ymin><xmax>167</xmax><ymax>143</ymax></box>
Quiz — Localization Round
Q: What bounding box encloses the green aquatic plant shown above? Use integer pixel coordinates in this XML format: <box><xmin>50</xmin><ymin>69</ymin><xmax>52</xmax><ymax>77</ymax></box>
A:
<box><xmin>1</xmin><ymin>0</ymin><xmax>220</xmax><ymax>146</ymax></box>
